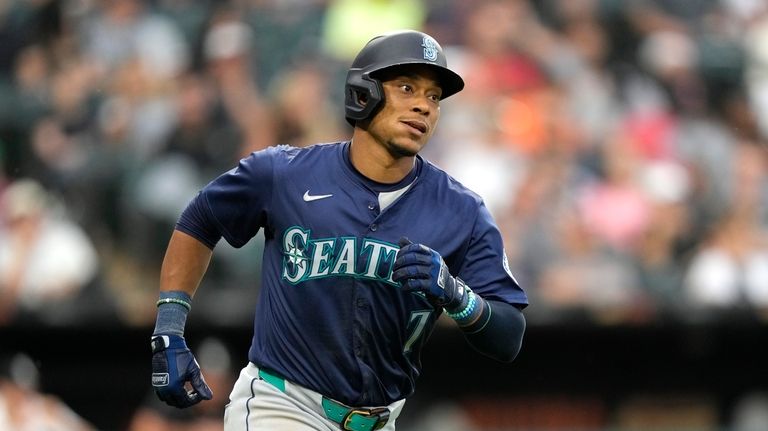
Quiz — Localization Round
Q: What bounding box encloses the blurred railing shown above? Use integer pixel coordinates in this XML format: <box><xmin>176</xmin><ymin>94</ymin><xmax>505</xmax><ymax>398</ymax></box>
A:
<box><xmin>2</xmin><ymin>315</ymin><xmax>766</xmax><ymax>431</ymax></box>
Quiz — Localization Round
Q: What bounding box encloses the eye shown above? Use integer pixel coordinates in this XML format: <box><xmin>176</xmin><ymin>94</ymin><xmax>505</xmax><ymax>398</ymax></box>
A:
<box><xmin>400</xmin><ymin>84</ymin><xmax>413</xmax><ymax>93</ymax></box>
<box><xmin>429</xmin><ymin>94</ymin><xmax>441</xmax><ymax>103</ymax></box>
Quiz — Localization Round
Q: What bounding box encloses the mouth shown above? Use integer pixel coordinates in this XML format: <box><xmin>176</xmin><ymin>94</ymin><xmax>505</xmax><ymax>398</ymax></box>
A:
<box><xmin>401</xmin><ymin>119</ymin><xmax>428</xmax><ymax>134</ymax></box>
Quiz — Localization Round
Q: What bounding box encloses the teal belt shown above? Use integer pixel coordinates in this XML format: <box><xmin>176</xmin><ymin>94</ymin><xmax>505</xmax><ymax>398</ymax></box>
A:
<box><xmin>257</xmin><ymin>369</ymin><xmax>390</xmax><ymax>431</ymax></box>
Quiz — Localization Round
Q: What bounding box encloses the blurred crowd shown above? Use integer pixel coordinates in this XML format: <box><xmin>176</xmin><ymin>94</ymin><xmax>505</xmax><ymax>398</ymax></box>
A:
<box><xmin>1</xmin><ymin>0</ymin><xmax>768</xmax><ymax>331</ymax></box>
<box><xmin>2</xmin><ymin>0</ymin><xmax>768</xmax><ymax>430</ymax></box>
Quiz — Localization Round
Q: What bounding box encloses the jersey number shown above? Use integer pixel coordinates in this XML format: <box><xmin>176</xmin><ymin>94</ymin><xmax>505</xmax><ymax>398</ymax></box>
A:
<box><xmin>404</xmin><ymin>310</ymin><xmax>432</xmax><ymax>354</ymax></box>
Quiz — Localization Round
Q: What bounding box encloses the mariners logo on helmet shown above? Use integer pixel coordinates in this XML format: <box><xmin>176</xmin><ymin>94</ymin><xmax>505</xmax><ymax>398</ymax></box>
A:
<box><xmin>422</xmin><ymin>36</ymin><xmax>439</xmax><ymax>62</ymax></box>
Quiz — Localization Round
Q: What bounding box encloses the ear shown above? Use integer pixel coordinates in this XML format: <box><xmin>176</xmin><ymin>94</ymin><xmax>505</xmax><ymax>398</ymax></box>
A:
<box><xmin>352</xmin><ymin>92</ymin><xmax>372</xmax><ymax>129</ymax></box>
<box><xmin>356</xmin><ymin>91</ymin><xmax>368</xmax><ymax>107</ymax></box>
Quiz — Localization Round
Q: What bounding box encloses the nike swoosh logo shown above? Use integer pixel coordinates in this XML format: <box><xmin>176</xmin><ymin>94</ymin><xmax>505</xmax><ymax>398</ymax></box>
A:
<box><xmin>303</xmin><ymin>190</ymin><xmax>333</xmax><ymax>202</ymax></box>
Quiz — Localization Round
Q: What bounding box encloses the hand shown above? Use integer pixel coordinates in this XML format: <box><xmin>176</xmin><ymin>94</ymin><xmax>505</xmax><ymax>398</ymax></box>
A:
<box><xmin>151</xmin><ymin>334</ymin><xmax>213</xmax><ymax>408</ymax></box>
<box><xmin>392</xmin><ymin>238</ymin><xmax>467</xmax><ymax>310</ymax></box>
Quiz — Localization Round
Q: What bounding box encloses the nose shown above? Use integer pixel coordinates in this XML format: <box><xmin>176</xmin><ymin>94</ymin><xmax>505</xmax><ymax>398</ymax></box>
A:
<box><xmin>411</xmin><ymin>95</ymin><xmax>432</xmax><ymax>115</ymax></box>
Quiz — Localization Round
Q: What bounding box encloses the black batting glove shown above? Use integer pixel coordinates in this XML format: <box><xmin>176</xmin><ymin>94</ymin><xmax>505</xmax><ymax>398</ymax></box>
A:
<box><xmin>392</xmin><ymin>237</ymin><xmax>469</xmax><ymax>311</ymax></box>
<box><xmin>151</xmin><ymin>334</ymin><xmax>213</xmax><ymax>408</ymax></box>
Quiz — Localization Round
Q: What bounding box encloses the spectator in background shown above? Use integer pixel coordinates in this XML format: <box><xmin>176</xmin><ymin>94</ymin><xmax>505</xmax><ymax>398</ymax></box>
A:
<box><xmin>632</xmin><ymin>159</ymin><xmax>694</xmax><ymax>315</ymax></box>
<box><xmin>200</xmin><ymin>5</ymin><xmax>273</xmax><ymax>155</ymax></box>
<box><xmin>742</xmin><ymin>4</ymin><xmax>768</xmax><ymax>140</ymax></box>
<box><xmin>266</xmin><ymin>61</ymin><xmax>348</xmax><ymax>148</ymax></box>
<box><xmin>577</xmin><ymin>129</ymin><xmax>653</xmax><ymax>253</ymax></box>
<box><xmin>527</xmin><ymin>0</ymin><xmax>621</xmax><ymax>152</ymax></box>
<box><xmin>497</xmin><ymin>154</ymin><xmax>593</xmax><ymax>296</ymax></box>
<box><xmin>536</xmin><ymin>205</ymin><xmax>646</xmax><ymax>324</ymax></box>
<box><xmin>78</xmin><ymin>0</ymin><xmax>189</xmax><ymax>160</ymax></box>
<box><xmin>7</xmin><ymin>43</ymin><xmax>51</xmax><ymax>132</ymax></box>
<box><xmin>243</xmin><ymin>0</ymin><xmax>328</xmax><ymax>92</ymax></box>
<box><xmin>731</xmin><ymin>391</ymin><xmax>768</xmax><ymax>431</ymax></box>
<box><xmin>683</xmin><ymin>143</ymin><xmax>768</xmax><ymax>318</ymax></box>
<box><xmin>0</xmin><ymin>352</ymin><xmax>95</xmax><ymax>431</ymax></box>
<box><xmin>0</xmin><ymin>179</ymin><xmax>99</xmax><ymax>325</ymax></box>
<box><xmin>683</xmin><ymin>209</ymin><xmax>768</xmax><ymax>316</ymax></box>
<box><xmin>444</xmin><ymin>0</ymin><xmax>550</xmax><ymax>159</ymax></box>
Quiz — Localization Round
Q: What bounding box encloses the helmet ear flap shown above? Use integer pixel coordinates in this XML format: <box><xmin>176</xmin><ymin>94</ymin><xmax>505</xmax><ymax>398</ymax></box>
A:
<box><xmin>344</xmin><ymin>69</ymin><xmax>384</xmax><ymax>126</ymax></box>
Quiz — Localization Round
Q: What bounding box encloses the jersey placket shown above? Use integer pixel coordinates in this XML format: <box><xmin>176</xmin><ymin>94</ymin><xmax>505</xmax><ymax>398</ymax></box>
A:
<box><xmin>351</xmin><ymin>196</ymin><xmax>385</xmax><ymax>405</ymax></box>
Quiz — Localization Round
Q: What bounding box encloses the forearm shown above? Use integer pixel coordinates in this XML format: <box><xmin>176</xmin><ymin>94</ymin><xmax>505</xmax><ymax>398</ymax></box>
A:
<box><xmin>160</xmin><ymin>229</ymin><xmax>214</xmax><ymax>296</ymax></box>
<box><xmin>154</xmin><ymin>230</ymin><xmax>213</xmax><ymax>336</ymax></box>
<box><xmin>455</xmin><ymin>299</ymin><xmax>526</xmax><ymax>363</ymax></box>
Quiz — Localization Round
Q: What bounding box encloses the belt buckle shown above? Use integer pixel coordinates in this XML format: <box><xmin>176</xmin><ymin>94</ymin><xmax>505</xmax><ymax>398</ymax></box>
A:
<box><xmin>342</xmin><ymin>407</ymin><xmax>390</xmax><ymax>431</ymax></box>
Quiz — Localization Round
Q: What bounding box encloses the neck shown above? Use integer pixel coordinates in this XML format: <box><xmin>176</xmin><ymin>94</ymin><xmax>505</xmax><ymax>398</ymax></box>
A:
<box><xmin>349</xmin><ymin>131</ymin><xmax>415</xmax><ymax>184</ymax></box>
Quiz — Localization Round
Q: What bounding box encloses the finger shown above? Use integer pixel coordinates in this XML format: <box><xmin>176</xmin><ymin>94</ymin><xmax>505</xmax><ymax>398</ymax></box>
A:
<box><xmin>190</xmin><ymin>369</ymin><xmax>213</xmax><ymax>400</ymax></box>
<box><xmin>398</xmin><ymin>237</ymin><xmax>412</xmax><ymax>248</ymax></box>
<box><xmin>396</xmin><ymin>244</ymin><xmax>426</xmax><ymax>258</ymax></box>
<box><xmin>392</xmin><ymin>265</ymin><xmax>431</xmax><ymax>283</ymax></box>
<box><xmin>183</xmin><ymin>390</ymin><xmax>202</xmax><ymax>407</ymax></box>
<box><xmin>398</xmin><ymin>278</ymin><xmax>429</xmax><ymax>292</ymax></box>
<box><xmin>396</xmin><ymin>243</ymin><xmax>432</xmax><ymax>260</ymax></box>
<box><xmin>394</xmin><ymin>251</ymin><xmax>433</xmax><ymax>270</ymax></box>
<box><xmin>173</xmin><ymin>384</ymin><xmax>203</xmax><ymax>408</ymax></box>
<box><xmin>163</xmin><ymin>386</ymin><xmax>196</xmax><ymax>408</ymax></box>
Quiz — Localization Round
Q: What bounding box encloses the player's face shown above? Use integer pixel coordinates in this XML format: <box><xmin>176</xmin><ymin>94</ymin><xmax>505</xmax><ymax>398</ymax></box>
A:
<box><xmin>366</xmin><ymin>66</ymin><xmax>442</xmax><ymax>157</ymax></box>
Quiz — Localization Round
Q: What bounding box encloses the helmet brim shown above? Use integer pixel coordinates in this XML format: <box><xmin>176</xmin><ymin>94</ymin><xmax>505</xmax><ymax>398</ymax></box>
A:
<box><xmin>369</xmin><ymin>62</ymin><xmax>465</xmax><ymax>100</ymax></box>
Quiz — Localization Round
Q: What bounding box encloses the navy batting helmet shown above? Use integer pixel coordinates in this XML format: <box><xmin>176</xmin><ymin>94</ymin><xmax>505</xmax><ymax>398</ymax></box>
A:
<box><xmin>344</xmin><ymin>30</ymin><xmax>465</xmax><ymax>126</ymax></box>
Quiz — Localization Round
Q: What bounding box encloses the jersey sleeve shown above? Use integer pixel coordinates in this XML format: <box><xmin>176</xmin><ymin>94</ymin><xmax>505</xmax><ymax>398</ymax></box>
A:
<box><xmin>176</xmin><ymin>149</ymin><xmax>275</xmax><ymax>249</ymax></box>
<box><xmin>176</xmin><ymin>191</ymin><xmax>221</xmax><ymax>249</ymax></box>
<box><xmin>459</xmin><ymin>202</ymin><xmax>528</xmax><ymax>308</ymax></box>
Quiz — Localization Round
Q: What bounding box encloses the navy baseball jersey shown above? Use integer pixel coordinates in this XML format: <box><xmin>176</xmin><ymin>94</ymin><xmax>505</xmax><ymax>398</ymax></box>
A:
<box><xmin>176</xmin><ymin>141</ymin><xmax>527</xmax><ymax>406</ymax></box>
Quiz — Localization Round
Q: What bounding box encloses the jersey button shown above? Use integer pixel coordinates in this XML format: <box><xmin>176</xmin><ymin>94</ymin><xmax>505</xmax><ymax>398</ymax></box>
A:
<box><xmin>368</xmin><ymin>203</ymin><xmax>375</xmax><ymax>210</ymax></box>
<box><xmin>370</xmin><ymin>224</ymin><xmax>377</xmax><ymax>231</ymax></box>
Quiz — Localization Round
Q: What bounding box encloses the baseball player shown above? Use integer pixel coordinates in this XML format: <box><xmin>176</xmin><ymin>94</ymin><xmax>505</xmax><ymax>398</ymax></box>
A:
<box><xmin>150</xmin><ymin>30</ymin><xmax>528</xmax><ymax>431</ymax></box>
